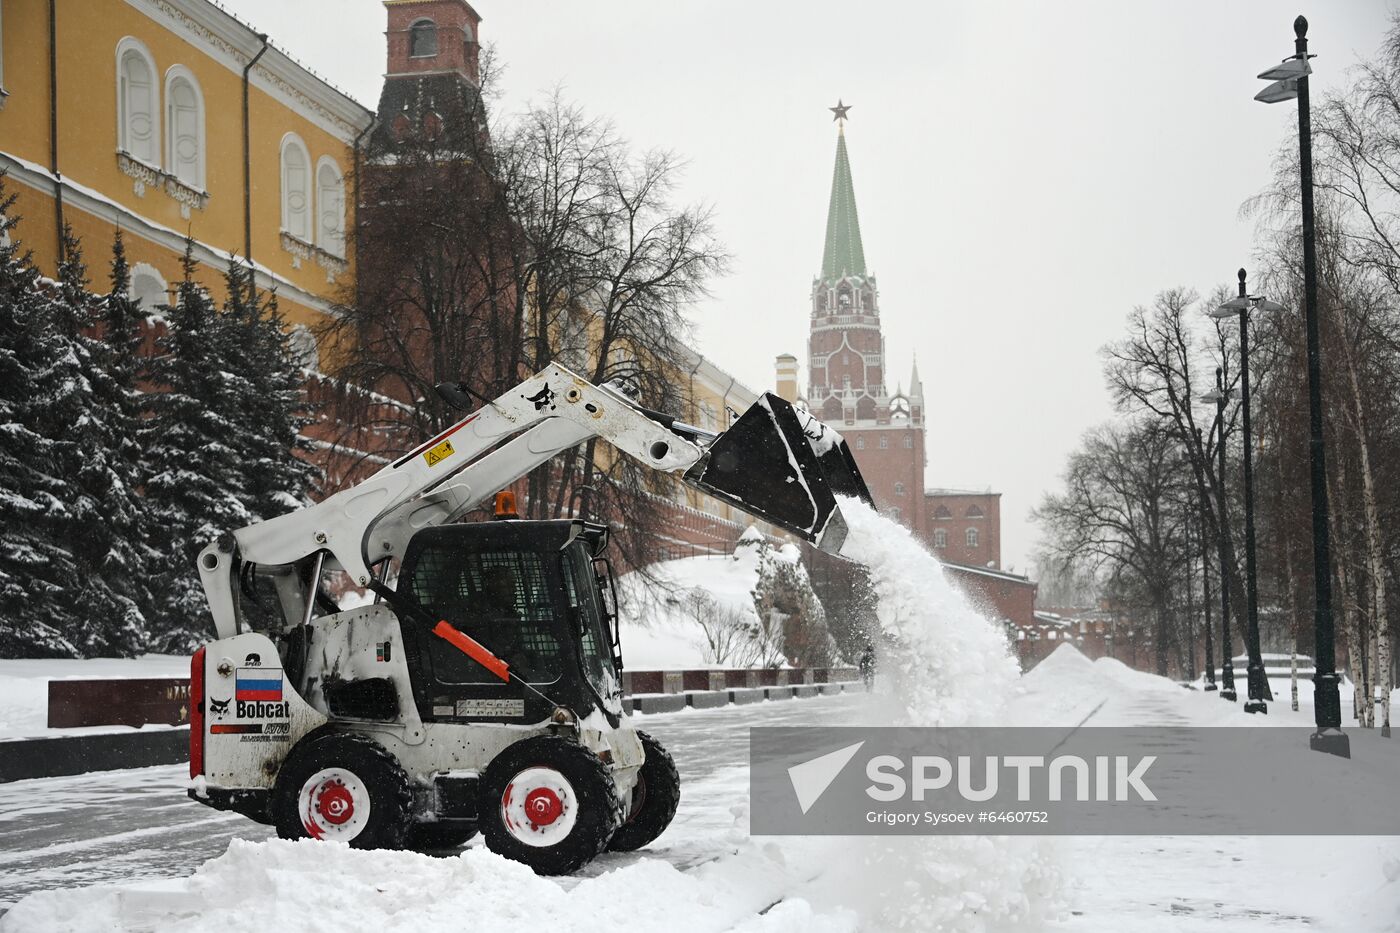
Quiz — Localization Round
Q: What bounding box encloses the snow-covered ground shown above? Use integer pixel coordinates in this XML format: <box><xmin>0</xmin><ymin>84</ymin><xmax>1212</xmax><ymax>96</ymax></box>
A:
<box><xmin>3</xmin><ymin>504</ymin><xmax>1397</xmax><ymax>931</ymax></box>
<box><xmin>0</xmin><ymin>656</ymin><xmax>191</xmax><ymax>740</ymax></box>
<box><xmin>616</xmin><ymin>530</ymin><xmax>781</xmax><ymax>670</ymax></box>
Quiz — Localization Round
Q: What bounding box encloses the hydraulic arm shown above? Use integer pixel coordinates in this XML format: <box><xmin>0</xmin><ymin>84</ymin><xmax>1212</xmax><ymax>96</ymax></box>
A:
<box><xmin>197</xmin><ymin>363</ymin><xmax>872</xmax><ymax>638</ymax></box>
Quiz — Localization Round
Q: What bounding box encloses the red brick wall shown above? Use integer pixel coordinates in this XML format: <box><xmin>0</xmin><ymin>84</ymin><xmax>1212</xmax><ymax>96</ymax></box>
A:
<box><xmin>944</xmin><ymin>565</ymin><xmax>1036</xmax><ymax>628</ymax></box>
<box><xmin>924</xmin><ymin>492</ymin><xmax>1001</xmax><ymax>569</ymax></box>
<box><xmin>844</xmin><ymin>425</ymin><xmax>925</xmax><ymax>538</ymax></box>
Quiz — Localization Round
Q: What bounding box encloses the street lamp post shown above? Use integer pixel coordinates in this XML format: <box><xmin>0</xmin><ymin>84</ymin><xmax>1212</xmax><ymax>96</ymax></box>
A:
<box><xmin>1211</xmin><ymin>270</ymin><xmax>1274</xmax><ymax>714</ymax></box>
<box><xmin>1202</xmin><ymin>369</ymin><xmax>1236</xmax><ymax>702</ymax></box>
<box><xmin>1254</xmin><ymin>16</ymin><xmax>1348</xmax><ymax>757</ymax></box>
<box><xmin>1194</xmin><ymin>441</ymin><xmax>1218</xmax><ymax>692</ymax></box>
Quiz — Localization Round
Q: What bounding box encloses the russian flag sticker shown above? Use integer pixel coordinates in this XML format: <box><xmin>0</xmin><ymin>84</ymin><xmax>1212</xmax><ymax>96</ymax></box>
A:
<box><xmin>235</xmin><ymin>667</ymin><xmax>283</xmax><ymax>702</ymax></box>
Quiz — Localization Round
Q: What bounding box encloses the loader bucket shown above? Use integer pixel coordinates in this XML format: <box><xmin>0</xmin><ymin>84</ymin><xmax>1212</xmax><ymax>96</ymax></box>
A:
<box><xmin>683</xmin><ymin>393</ymin><xmax>873</xmax><ymax>552</ymax></box>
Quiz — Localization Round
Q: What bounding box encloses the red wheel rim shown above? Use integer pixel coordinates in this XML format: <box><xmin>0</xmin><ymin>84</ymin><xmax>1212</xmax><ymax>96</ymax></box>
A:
<box><xmin>524</xmin><ymin>787</ymin><xmax>563</xmax><ymax>826</ymax></box>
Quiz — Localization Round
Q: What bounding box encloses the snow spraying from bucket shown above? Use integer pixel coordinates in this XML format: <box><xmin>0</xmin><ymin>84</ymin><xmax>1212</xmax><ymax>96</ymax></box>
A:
<box><xmin>824</xmin><ymin>498</ymin><xmax>1064</xmax><ymax>930</ymax></box>
<box><xmin>836</xmin><ymin>497</ymin><xmax>1022</xmax><ymax>725</ymax></box>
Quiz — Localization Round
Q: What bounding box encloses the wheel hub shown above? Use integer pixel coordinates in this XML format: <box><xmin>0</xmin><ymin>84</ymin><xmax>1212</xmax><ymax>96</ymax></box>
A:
<box><xmin>317</xmin><ymin>782</ymin><xmax>355</xmax><ymax>825</ymax></box>
<box><xmin>524</xmin><ymin>787</ymin><xmax>563</xmax><ymax>826</ymax></box>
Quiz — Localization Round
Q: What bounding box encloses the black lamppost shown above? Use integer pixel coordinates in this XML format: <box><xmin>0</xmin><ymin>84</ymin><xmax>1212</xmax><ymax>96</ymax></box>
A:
<box><xmin>1184</xmin><ymin>435</ymin><xmax>1217</xmax><ymax>691</ymax></box>
<box><xmin>1192</xmin><ymin>442</ymin><xmax>1219</xmax><ymax>692</ymax></box>
<box><xmin>1211</xmin><ymin>270</ymin><xmax>1276</xmax><ymax>714</ymax></box>
<box><xmin>1201</xmin><ymin>368</ymin><xmax>1237</xmax><ymax>702</ymax></box>
<box><xmin>1253</xmin><ymin>16</ymin><xmax>1348</xmax><ymax>757</ymax></box>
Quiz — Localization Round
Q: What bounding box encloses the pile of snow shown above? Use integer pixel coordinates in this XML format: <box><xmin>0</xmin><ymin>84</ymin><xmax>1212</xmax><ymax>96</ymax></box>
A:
<box><xmin>1</xmin><ymin>832</ymin><xmax>858</xmax><ymax>933</ymax></box>
<box><xmin>827</xmin><ymin>499</ymin><xmax>1063</xmax><ymax>930</ymax></box>
<box><xmin>0</xmin><ymin>656</ymin><xmax>190</xmax><ymax>739</ymax></box>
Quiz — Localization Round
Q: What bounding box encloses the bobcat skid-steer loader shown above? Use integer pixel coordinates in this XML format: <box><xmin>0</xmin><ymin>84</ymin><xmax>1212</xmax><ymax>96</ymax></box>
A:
<box><xmin>187</xmin><ymin>363</ymin><xmax>872</xmax><ymax>874</ymax></box>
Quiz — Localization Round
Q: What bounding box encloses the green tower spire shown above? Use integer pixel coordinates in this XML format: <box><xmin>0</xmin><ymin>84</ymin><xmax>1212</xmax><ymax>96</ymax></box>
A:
<box><xmin>820</xmin><ymin>120</ymin><xmax>867</xmax><ymax>282</ymax></box>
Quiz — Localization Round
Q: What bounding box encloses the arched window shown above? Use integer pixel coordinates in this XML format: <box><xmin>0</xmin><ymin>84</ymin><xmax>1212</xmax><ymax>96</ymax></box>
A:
<box><xmin>164</xmin><ymin>67</ymin><xmax>205</xmax><ymax>189</ymax></box>
<box><xmin>933</xmin><ymin>529</ymin><xmax>947</xmax><ymax>549</ymax></box>
<box><xmin>280</xmin><ymin>134</ymin><xmax>312</xmax><ymax>242</ymax></box>
<box><xmin>410</xmin><ymin>19</ymin><xmax>438</xmax><ymax>57</ymax></box>
<box><xmin>117</xmin><ymin>39</ymin><xmax>159</xmax><ymax>165</ymax></box>
<box><xmin>891</xmin><ymin>506</ymin><xmax>901</xmax><ymax>520</ymax></box>
<box><xmin>288</xmin><ymin>325</ymin><xmax>319</xmax><ymax>371</ymax></box>
<box><xmin>933</xmin><ymin>505</ymin><xmax>951</xmax><ymax>519</ymax></box>
<box><xmin>129</xmin><ymin>263</ymin><xmax>168</xmax><ymax>311</ymax></box>
<box><xmin>316</xmin><ymin>157</ymin><xmax>345</xmax><ymax>257</ymax></box>
<box><xmin>966</xmin><ymin>527</ymin><xmax>979</xmax><ymax>548</ymax></box>
<box><xmin>879</xmin><ymin>435</ymin><xmax>888</xmax><ymax>449</ymax></box>
<box><xmin>894</xmin><ymin>482</ymin><xmax>905</xmax><ymax>497</ymax></box>
<box><xmin>904</xmin><ymin>435</ymin><xmax>913</xmax><ymax>448</ymax></box>
<box><xmin>855</xmin><ymin>437</ymin><xmax>865</xmax><ymax>450</ymax></box>
<box><xmin>966</xmin><ymin>504</ymin><xmax>984</xmax><ymax>518</ymax></box>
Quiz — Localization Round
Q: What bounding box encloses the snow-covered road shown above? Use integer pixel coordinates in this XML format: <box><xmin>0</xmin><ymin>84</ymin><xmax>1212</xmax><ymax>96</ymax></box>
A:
<box><xmin>4</xmin><ymin>654</ymin><xmax>1399</xmax><ymax>931</ymax></box>
<box><xmin>0</xmin><ymin>692</ymin><xmax>871</xmax><ymax>913</ymax></box>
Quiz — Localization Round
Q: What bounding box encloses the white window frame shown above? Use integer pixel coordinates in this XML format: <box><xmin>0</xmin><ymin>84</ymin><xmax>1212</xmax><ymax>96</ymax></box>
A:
<box><xmin>879</xmin><ymin>435</ymin><xmax>888</xmax><ymax>449</ymax></box>
<box><xmin>164</xmin><ymin>65</ymin><xmax>206</xmax><ymax>191</ymax></box>
<box><xmin>933</xmin><ymin>528</ymin><xmax>947</xmax><ymax>549</ymax></box>
<box><xmin>856</xmin><ymin>437</ymin><xmax>865</xmax><ymax>450</ymax></box>
<box><xmin>894</xmin><ymin>482</ymin><xmax>905</xmax><ymax>497</ymax></box>
<box><xmin>966</xmin><ymin>527</ymin><xmax>979</xmax><ymax>548</ymax></box>
<box><xmin>280</xmin><ymin>133</ymin><xmax>313</xmax><ymax>242</ymax></box>
<box><xmin>115</xmin><ymin>37</ymin><xmax>160</xmax><ymax>167</ymax></box>
<box><xmin>904</xmin><ymin>435</ymin><xmax>913</xmax><ymax>448</ymax></box>
<box><xmin>315</xmin><ymin>156</ymin><xmax>346</xmax><ymax>258</ymax></box>
<box><xmin>129</xmin><ymin>262</ymin><xmax>169</xmax><ymax>312</ymax></box>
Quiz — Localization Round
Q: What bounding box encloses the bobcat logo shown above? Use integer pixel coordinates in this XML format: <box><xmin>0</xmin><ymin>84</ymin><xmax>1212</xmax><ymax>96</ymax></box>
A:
<box><xmin>209</xmin><ymin>697</ymin><xmax>230</xmax><ymax>717</ymax></box>
<box><xmin>244</xmin><ymin>653</ymin><xmax>262</xmax><ymax>667</ymax></box>
<box><xmin>524</xmin><ymin>385</ymin><xmax>556</xmax><ymax>411</ymax></box>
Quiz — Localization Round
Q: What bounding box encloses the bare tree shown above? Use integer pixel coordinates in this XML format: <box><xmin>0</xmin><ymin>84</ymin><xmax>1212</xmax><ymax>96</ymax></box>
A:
<box><xmin>1033</xmin><ymin>422</ymin><xmax>1191</xmax><ymax>676</ymax></box>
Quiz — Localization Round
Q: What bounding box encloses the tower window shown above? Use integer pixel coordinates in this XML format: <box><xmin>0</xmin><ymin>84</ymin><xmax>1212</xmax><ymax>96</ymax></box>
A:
<box><xmin>966</xmin><ymin>528</ymin><xmax>979</xmax><ymax>548</ymax></box>
<box><xmin>933</xmin><ymin>529</ymin><xmax>947</xmax><ymax>548</ymax></box>
<box><xmin>410</xmin><ymin>19</ymin><xmax>439</xmax><ymax>57</ymax></box>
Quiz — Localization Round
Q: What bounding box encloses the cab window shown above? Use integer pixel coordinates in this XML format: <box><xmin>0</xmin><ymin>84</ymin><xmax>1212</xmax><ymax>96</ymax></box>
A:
<box><xmin>409</xmin><ymin>548</ymin><xmax>563</xmax><ymax>684</ymax></box>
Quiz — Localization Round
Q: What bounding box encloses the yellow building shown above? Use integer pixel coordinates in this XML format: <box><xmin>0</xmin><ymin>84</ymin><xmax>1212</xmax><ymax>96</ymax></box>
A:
<box><xmin>0</xmin><ymin>0</ymin><xmax>372</xmax><ymax>341</ymax></box>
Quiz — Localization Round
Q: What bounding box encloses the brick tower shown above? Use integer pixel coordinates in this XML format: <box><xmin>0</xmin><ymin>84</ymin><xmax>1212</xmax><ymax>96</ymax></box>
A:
<box><xmin>796</xmin><ymin>110</ymin><xmax>926</xmax><ymax>535</ymax></box>
<box><xmin>375</xmin><ymin>0</ymin><xmax>484</xmax><ymax>149</ymax></box>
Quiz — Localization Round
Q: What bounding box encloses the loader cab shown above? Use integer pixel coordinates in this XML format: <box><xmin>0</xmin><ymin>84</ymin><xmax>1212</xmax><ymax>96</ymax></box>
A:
<box><xmin>396</xmin><ymin>519</ymin><xmax>624</xmax><ymax>727</ymax></box>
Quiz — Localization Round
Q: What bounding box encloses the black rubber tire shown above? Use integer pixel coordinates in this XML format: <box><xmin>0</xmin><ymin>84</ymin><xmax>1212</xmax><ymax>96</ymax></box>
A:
<box><xmin>477</xmin><ymin>734</ymin><xmax>623</xmax><ymax>875</ymax></box>
<box><xmin>607</xmin><ymin>730</ymin><xmax>681</xmax><ymax>852</ymax></box>
<box><xmin>271</xmin><ymin>731</ymin><xmax>413</xmax><ymax>850</ymax></box>
<box><xmin>405</xmin><ymin>820</ymin><xmax>479</xmax><ymax>851</ymax></box>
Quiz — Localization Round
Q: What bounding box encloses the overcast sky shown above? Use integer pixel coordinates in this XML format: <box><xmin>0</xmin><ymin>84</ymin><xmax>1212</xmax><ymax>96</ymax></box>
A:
<box><xmin>226</xmin><ymin>0</ymin><xmax>1393</xmax><ymax>574</ymax></box>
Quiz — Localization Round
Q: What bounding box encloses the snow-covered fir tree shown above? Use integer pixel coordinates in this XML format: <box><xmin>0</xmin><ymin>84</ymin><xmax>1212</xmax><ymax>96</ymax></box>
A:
<box><xmin>0</xmin><ymin>197</ymin><xmax>85</xmax><ymax>656</ymax></box>
<box><xmin>48</xmin><ymin>230</ymin><xmax>149</xmax><ymax>655</ymax></box>
<box><xmin>217</xmin><ymin>263</ymin><xmax>317</xmax><ymax>522</ymax></box>
<box><xmin>141</xmin><ymin>252</ymin><xmax>317</xmax><ymax>649</ymax></box>
<box><xmin>141</xmin><ymin>246</ymin><xmax>254</xmax><ymax>650</ymax></box>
